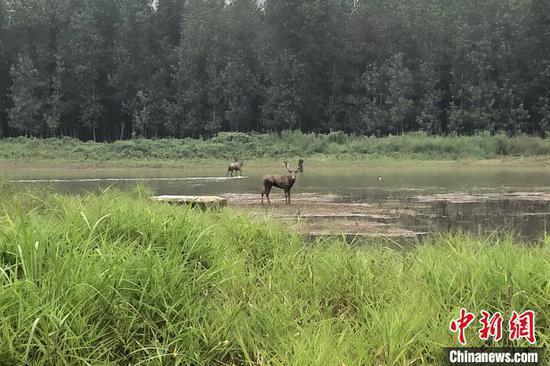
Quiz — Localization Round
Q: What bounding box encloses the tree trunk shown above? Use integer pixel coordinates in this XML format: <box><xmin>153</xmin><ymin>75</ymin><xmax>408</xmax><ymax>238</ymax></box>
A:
<box><xmin>213</xmin><ymin>106</ymin><xmax>216</xmax><ymax>126</ymax></box>
<box><xmin>120</xmin><ymin>121</ymin><xmax>125</xmax><ymax>140</ymax></box>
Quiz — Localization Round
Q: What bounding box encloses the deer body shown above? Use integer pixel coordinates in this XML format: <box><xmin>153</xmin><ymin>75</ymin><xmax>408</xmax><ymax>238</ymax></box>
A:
<box><xmin>226</xmin><ymin>161</ymin><xmax>243</xmax><ymax>177</ymax></box>
<box><xmin>261</xmin><ymin>162</ymin><xmax>298</xmax><ymax>205</ymax></box>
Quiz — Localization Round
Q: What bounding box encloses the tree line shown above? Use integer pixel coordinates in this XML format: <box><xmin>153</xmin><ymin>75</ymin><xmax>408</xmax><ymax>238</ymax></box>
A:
<box><xmin>0</xmin><ymin>0</ymin><xmax>549</xmax><ymax>141</ymax></box>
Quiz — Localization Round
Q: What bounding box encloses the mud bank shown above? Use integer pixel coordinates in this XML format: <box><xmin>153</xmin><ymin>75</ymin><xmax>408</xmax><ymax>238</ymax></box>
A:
<box><xmin>224</xmin><ymin>191</ymin><xmax>550</xmax><ymax>243</ymax></box>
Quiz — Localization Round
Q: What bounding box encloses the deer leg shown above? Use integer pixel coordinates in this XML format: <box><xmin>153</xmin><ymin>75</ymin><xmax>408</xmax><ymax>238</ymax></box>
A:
<box><xmin>288</xmin><ymin>190</ymin><xmax>291</xmax><ymax>205</ymax></box>
<box><xmin>266</xmin><ymin>186</ymin><xmax>271</xmax><ymax>204</ymax></box>
<box><xmin>262</xmin><ymin>185</ymin><xmax>270</xmax><ymax>205</ymax></box>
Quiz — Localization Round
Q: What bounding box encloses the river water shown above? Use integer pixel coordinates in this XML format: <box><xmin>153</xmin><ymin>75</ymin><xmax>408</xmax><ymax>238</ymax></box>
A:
<box><xmin>3</xmin><ymin>162</ymin><xmax>550</xmax><ymax>242</ymax></box>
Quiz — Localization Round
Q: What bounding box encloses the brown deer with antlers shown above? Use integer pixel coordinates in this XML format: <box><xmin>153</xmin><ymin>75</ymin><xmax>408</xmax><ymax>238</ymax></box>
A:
<box><xmin>261</xmin><ymin>161</ymin><xmax>299</xmax><ymax>205</ymax></box>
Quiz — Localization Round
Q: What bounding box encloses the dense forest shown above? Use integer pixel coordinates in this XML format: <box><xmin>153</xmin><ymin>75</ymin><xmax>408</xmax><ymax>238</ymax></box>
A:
<box><xmin>0</xmin><ymin>0</ymin><xmax>549</xmax><ymax>141</ymax></box>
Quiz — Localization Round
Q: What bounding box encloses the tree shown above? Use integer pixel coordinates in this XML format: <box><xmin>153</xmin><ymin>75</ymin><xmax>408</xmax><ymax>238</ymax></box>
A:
<box><xmin>8</xmin><ymin>52</ymin><xmax>42</xmax><ymax>134</ymax></box>
<box><xmin>58</xmin><ymin>1</ymin><xmax>104</xmax><ymax>139</ymax></box>
<box><xmin>0</xmin><ymin>0</ymin><xmax>548</xmax><ymax>139</ymax></box>
<box><xmin>0</xmin><ymin>0</ymin><xmax>9</xmax><ymax>136</ymax></box>
<box><xmin>360</xmin><ymin>62</ymin><xmax>387</xmax><ymax>135</ymax></box>
<box><xmin>537</xmin><ymin>97</ymin><xmax>550</xmax><ymax>136</ymax></box>
<box><xmin>525</xmin><ymin>0</ymin><xmax>550</xmax><ymax>133</ymax></box>
<box><xmin>177</xmin><ymin>0</ymin><xmax>226</xmax><ymax>137</ymax></box>
<box><xmin>386</xmin><ymin>53</ymin><xmax>413</xmax><ymax>134</ymax></box>
<box><xmin>220</xmin><ymin>0</ymin><xmax>262</xmax><ymax>131</ymax></box>
<box><xmin>261</xmin><ymin>51</ymin><xmax>306</xmax><ymax>131</ymax></box>
<box><xmin>110</xmin><ymin>0</ymin><xmax>156</xmax><ymax>139</ymax></box>
<box><xmin>360</xmin><ymin>53</ymin><xmax>413</xmax><ymax>135</ymax></box>
<box><xmin>43</xmin><ymin>56</ymin><xmax>64</xmax><ymax>135</ymax></box>
<box><xmin>221</xmin><ymin>58</ymin><xmax>260</xmax><ymax>131</ymax></box>
<box><xmin>146</xmin><ymin>0</ymin><xmax>185</xmax><ymax>138</ymax></box>
<box><xmin>416</xmin><ymin>66</ymin><xmax>443</xmax><ymax>134</ymax></box>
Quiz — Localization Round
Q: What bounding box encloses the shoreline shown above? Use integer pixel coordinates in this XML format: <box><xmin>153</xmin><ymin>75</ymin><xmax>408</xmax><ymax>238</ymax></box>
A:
<box><xmin>2</xmin><ymin>156</ymin><xmax>550</xmax><ymax>170</ymax></box>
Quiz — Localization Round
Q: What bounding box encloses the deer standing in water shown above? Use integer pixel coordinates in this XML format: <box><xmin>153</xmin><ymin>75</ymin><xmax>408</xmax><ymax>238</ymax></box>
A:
<box><xmin>226</xmin><ymin>160</ymin><xmax>244</xmax><ymax>177</ymax></box>
<box><xmin>261</xmin><ymin>161</ymin><xmax>299</xmax><ymax>205</ymax></box>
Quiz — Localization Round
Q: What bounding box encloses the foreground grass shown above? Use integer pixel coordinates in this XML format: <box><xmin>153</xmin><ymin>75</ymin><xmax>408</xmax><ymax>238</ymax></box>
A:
<box><xmin>0</xmin><ymin>186</ymin><xmax>549</xmax><ymax>365</ymax></box>
<box><xmin>3</xmin><ymin>131</ymin><xmax>550</xmax><ymax>165</ymax></box>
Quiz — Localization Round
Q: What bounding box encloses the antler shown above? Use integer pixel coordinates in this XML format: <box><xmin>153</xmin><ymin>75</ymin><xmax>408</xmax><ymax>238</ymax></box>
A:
<box><xmin>283</xmin><ymin>160</ymin><xmax>290</xmax><ymax>171</ymax></box>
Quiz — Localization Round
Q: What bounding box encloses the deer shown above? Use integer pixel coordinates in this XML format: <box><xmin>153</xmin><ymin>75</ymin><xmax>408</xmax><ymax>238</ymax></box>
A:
<box><xmin>226</xmin><ymin>160</ymin><xmax>244</xmax><ymax>177</ymax></box>
<box><xmin>261</xmin><ymin>161</ymin><xmax>299</xmax><ymax>205</ymax></box>
<box><xmin>297</xmin><ymin>159</ymin><xmax>304</xmax><ymax>173</ymax></box>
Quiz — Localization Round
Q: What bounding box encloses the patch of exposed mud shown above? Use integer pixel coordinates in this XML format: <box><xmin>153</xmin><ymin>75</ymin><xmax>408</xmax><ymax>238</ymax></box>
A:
<box><xmin>224</xmin><ymin>190</ymin><xmax>550</xmax><ymax>242</ymax></box>
<box><xmin>224</xmin><ymin>193</ymin><xmax>429</xmax><ymax>241</ymax></box>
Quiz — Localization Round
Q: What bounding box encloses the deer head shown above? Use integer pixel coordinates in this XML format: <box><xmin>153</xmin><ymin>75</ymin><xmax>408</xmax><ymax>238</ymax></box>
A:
<box><xmin>284</xmin><ymin>161</ymin><xmax>297</xmax><ymax>181</ymax></box>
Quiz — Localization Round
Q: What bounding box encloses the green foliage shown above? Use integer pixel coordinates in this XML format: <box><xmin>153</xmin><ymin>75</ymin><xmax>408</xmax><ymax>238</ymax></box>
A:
<box><xmin>2</xmin><ymin>132</ymin><xmax>550</xmax><ymax>162</ymax></box>
<box><xmin>1</xmin><ymin>0</ymin><xmax>550</xmax><ymax>139</ymax></box>
<box><xmin>0</xmin><ymin>187</ymin><xmax>548</xmax><ymax>364</ymax></box>
<box><xmin>8</xmin><ymin>53</ymin><xmax>42</xmax><ymax>134</ymax></box>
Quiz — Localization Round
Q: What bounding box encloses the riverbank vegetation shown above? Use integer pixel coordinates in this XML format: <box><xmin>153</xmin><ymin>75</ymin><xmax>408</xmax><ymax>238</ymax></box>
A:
<box><xmin>0</xmin><ymin>186</ymin><xmax>548</xmax><ymax>365</ymax></box>
<box><xmin>1</xmin><ymin>0</ymin><xmax>550</xmax><ymax>140</ymax></box>
<box><xmin>3</xmin><ymin>132</ymin><xmax>550</xmax><ymax>163</ymax></box>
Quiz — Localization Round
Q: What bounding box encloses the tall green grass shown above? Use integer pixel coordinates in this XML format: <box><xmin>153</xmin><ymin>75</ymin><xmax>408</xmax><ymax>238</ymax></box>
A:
<box><xmin>0</xmin><ymin>186</ymin><xmax>548</xmax><ymax>365</ymax></box>
<box><xmin>2</xmin><ymin>131</ymin><xmax>550</xmax><ymax>163</ymax></box>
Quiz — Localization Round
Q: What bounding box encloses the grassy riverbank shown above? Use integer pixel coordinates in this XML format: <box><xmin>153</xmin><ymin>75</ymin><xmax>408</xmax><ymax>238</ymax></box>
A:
<box><xmin>0</xmin><ymin>186</ymin><xmax>548</xmax><ymax>365</ymax></box>
<box><xmin>2</xmin><ymin>132</ymin><xmax>550</xmax><ymax>165</ymax></box>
